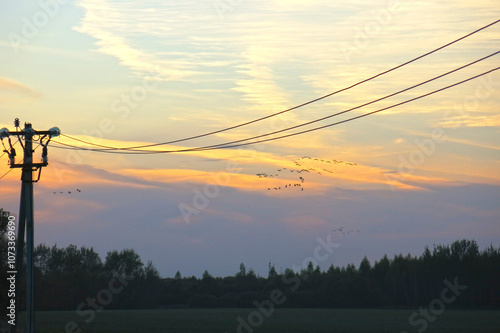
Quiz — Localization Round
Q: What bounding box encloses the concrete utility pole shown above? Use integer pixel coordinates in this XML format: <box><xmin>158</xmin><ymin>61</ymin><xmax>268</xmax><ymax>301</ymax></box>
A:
<box><xmin>1</xmin><ymin>119</ymin><xmax>60</xmax><ymax>333</ymax></box>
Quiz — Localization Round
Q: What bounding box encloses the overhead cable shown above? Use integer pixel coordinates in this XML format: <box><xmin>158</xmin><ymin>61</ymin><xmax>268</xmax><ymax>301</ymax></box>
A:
<box><xmin>50</xmin><ymin>66</ymin><xmax>500</xmax><ymax>154</ymax></box>
<box><xmin>58</xmin><ymin>19</ymin><xmax>500</xmax><ymax>150</ymax></box>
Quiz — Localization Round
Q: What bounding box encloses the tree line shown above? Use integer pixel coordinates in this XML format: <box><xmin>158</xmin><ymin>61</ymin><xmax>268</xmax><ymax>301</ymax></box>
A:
<box><xmin>1</xmin><ymin>209</ymin><xmax>499</xmax><ymax>312</ymax></box>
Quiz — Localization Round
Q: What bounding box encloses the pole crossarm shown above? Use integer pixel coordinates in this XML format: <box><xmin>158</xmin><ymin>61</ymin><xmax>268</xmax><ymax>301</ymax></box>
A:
<box><xmin>7</xmin><ymin>130</ymin><xmax>54</xmax><ymax>136</ymax></box>
<box><xmin>10</xmin><ymin>162</ymin><xmax>48</xmax><ymax>169</ymax></box>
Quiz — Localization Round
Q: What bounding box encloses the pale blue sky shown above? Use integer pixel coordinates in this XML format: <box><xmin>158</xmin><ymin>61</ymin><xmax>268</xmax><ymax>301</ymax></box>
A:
<box><xmin>0</xmin><ymin>0</ymin><xmax>499</xmax><ymax>277</ymax></box>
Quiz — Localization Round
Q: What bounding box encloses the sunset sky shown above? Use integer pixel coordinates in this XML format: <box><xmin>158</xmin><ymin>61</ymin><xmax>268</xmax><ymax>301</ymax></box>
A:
<box><xmin>0</xmin><ymin>0</ymin><xmax>499</xmax><ymax>278</ymax></box>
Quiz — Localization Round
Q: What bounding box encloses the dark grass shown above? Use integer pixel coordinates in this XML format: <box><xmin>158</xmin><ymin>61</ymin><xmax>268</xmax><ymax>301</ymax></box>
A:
<box><xmin>14</xmin><ymin>308</ymin><xmax>500</xmax><ymax>333</ymax></box>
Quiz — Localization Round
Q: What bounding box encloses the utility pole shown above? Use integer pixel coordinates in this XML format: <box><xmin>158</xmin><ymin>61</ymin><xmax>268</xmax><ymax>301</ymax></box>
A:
<box><xmin>1</xmin><ymin>119</ymin><xmax>60</xmax><ymax>333</ymax></box>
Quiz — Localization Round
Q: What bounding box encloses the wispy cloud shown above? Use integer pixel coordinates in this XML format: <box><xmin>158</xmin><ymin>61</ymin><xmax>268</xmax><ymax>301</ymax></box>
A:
<box><xmin>1</xmin><ymin>0</ymin><xmax>499</xmax><ymax>278</ymax></box>
<box><xmin>75</xmin><ymin>0</ymin><xmax>200</xmax><ymax>80</ymax></box>
<box><xmin>0</xmin><ymin>77</ymin><xmax>41</xmax><ymax>101</ymax></box>
<box><xmin>438</xmin><ymin>114</ymin><xmax>500</xmax><ymax>129</ymax></box>
<box><xmin>404</xmin><ymin>128</ymin><xmax>500</xmax><ymax>151</ymax></box>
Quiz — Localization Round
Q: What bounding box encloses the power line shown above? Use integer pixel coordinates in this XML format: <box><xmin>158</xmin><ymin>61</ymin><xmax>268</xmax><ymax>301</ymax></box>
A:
<box><xmin>0</xmin><ymin>168</ymin><xmax>14</xmax><ymax>180</ymax></box>
<box><xmin>57</xmin><ymin>19</ymin><xmax>500</xmax><ymax>151</ymax></box>
<box><xmin>55</xmin><ymin>52</ymin><xmax>499</xmax><ymax>152</ymax></box>
<box><xmin>208</xmin><ymin>66</ymin><xmax>500</xmax><ymax>151</ymax></box>
<box><xmin>50</xmin><ymin>66</ymin><xmax>500</xmax><ymax>154</ymax></box>
<box><xmin>57</xmin><ymin>51</ymin><xmax>497</xmax><ymax>153</ymax></box>
<box><xmin>153</xmin><ymin>51</ymin><xmax>500</xmax><ymax>153</ymax></box>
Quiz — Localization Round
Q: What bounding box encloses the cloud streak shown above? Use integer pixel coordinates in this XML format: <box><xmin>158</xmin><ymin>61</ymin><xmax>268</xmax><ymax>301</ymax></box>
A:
<box><xmin>0</xmin><ymin>77</ymin><xmax>41</xmax><ymax>101</ymax></box>
<box><xmin>1</xmin><ymin>0</ymin><xmax>499</xmax><ymax>278</ymax></box>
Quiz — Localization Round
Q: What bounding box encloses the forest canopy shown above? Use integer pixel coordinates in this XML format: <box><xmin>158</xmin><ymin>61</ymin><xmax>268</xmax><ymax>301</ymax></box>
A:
<box><xmin>1</xmin><ymin>208</ymin><xmax>498</xmax><ymax>312</ymax></box>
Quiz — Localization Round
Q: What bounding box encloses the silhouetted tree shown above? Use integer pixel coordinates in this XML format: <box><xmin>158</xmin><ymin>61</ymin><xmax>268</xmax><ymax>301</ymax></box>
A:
<box><xmin>23</xmin><ymin>239</ymin><xmax>500</xmax><ymax>311</ymax></box>
<box><xmin>104</xmin><ymin>248</ymin><xmax>143</xmax><ymax>277</ymax></box>
<box><xmin>268</xmin><ymin>262</ymin><xmax>278</xmax><ymax>280</ymax></box>
<box><xmin>236</xmin><ymin>263</ymin><xmax>247</xmax><ymax>277</ymax></box>
<box><xmin>359</xmin><ymin>256</ymin><xmax>371</xmax><ymax>278</ymax></box>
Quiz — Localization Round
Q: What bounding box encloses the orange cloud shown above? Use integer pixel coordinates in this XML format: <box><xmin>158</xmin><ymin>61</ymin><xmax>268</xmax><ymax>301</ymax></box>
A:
<box><xmin>50</xmin><ymin>132</ymin><xmax>463</xmax><ymax>196</ymax></box>
<box><xmin>41</xmin><ymin>162</ymin><xmax>161</xmax><ymax>191</ymax></box>
<box><xmin>119</xmin><ymin>168</ymin><xmax>268</xmax><ymax>192</ymax></box>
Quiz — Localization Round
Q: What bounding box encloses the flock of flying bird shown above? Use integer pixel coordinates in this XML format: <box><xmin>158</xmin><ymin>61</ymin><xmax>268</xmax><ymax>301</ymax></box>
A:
<box><xmin>257</xmin><ymin>156</ymin><xmax>358</xmax><ymax>192</ymax></box>
<box><xmin>52</xmin><ymin>189</ymin><xmax>82</xmax><ymax>195</ymax></box>
<box><xmin>332</xmin><ymin>226</ymin><xmax>360</xmax><ymax>235</ymax></box>
<box><xmin>49</xmin><ymin>158</ymin><xmax>356</xmax><ymax>194</ymax></box>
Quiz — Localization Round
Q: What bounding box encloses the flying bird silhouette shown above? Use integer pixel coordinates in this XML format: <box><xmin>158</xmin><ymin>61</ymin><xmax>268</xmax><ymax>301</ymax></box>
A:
<box><xmin>258</xmin><ymin>156</ymin><xmax>358</xmax><ymax>193</ymax></box>
<box><xmin>52</xmin><ymin>189</ymin><xmax>82</xmax><ymax>195</ymax></box>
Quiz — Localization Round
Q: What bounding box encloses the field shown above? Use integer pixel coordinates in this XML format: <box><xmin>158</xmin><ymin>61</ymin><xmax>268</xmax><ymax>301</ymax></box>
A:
<box><xmin>15</xmin><ymin>308</ymin><xmax>500</xmax><ymax>333</ymax></box>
